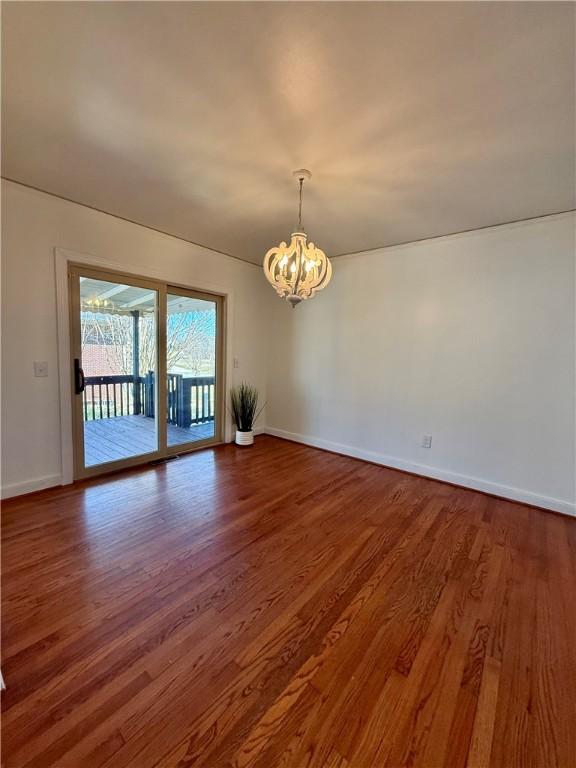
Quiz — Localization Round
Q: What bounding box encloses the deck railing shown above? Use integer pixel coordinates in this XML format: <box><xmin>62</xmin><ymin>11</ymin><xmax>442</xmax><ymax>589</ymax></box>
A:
<box><xmin>83</xmin><ymin>373</ymin><xmax>215</xmax><ymax>427</ymax></box>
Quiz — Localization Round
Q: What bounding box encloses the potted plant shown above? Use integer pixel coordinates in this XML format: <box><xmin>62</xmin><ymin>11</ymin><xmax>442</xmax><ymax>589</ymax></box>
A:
<box><xmin>230</xmin><ymin>383</ymin><xmax>262</xmax><ymax>446</ymax></box>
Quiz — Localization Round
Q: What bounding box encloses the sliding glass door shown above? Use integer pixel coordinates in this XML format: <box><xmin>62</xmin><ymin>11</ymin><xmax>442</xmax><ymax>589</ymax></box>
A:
<box><xmin>166</xmin><ymin>289</ymin><xmax>220</xmax><ymax>451</ymax></box>
<box><xmin>69</xmin><ymin>266</ymin><xmax>224</xmax><ymax>479</ymax></box>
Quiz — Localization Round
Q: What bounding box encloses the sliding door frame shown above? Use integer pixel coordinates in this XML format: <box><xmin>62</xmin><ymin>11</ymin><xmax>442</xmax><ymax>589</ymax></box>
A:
<box><xmin>67</xmin><ymin>261</ymin><xmax>226</xmax><ymax>481</ymax></box>
<box><xmin>165</xmin><ymin>284</ymin><xmax>225</xmax><ymax>458</ymax></box>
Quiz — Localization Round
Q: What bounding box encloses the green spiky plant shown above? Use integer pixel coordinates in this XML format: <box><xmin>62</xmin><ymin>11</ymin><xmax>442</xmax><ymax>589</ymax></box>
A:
<box><xmin>229</xmin><ymin>383</ymin><xmax>263</xmax><ymax>432</ymax></box>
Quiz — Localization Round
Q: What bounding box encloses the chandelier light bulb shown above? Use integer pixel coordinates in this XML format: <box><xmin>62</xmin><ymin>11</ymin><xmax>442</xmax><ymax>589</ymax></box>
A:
<box><xmin>263</xmin><ymin>170</ymin><xmax>332</xmax><ymax>307</ymax></box>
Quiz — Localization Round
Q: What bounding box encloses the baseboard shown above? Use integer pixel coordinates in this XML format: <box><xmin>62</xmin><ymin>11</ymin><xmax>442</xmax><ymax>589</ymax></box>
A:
<box><xmin>264</xmin><ymin>427</ymin><xmax>575</xmax><ymax>518</ymax></box>
<box><xmin>1</xmin><ymin>474</ymin><xmax>63</xmax><ymax>500</ymax></box>
<box><xmin>3</xmin><ymin>432</ymin><xmax>573</xmax><ymax>517</ymax></box>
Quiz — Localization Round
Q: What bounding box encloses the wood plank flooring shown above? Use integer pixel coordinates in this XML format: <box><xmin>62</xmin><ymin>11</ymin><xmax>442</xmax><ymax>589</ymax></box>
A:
<box><xmin>2</xmin><ymin>435</ymin><xmax>575</xmax><ymax>767</ymax></box>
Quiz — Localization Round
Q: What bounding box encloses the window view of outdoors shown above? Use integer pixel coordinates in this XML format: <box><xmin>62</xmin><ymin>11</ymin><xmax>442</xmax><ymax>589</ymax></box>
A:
<box><xmin>79</xmin><ymin>278</ymin><xmax>216</xmax><ymax>468</ymax></box>
<box><xmin>166</xmin><ymin>293</ymin><xmax>216</xmax><ymax>447</ymax></box>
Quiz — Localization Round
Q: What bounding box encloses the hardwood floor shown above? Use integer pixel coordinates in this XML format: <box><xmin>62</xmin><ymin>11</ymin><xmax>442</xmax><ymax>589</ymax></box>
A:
<box><xmin>2</xmin><ymin>435</ymin><xmax>575</xmax><ymax>767</ymax></box>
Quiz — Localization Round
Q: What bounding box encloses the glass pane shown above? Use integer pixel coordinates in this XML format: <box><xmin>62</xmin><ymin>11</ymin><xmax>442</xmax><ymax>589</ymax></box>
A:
<box><xmin>166</xmin><ymin>293</ymin><xmax>217</xmax><ymax>447</ymax></box>
<box><xmin>80</xmin><ymin>277</ymin><xmax>158</xmax><ymax>467</ymax></box>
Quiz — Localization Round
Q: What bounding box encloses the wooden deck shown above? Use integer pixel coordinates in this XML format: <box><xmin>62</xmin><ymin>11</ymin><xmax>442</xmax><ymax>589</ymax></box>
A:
<box><xmin>84</xmin><ymin>415</ymin><xmax>215</xmax><ymax>466</ymax></box>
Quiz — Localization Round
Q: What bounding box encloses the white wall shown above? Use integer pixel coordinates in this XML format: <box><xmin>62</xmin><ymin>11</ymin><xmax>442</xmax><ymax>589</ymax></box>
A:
<box><xmin>2</xmin><ymin>181</ymin><xmax>574</xmax><ymax>515</ymax></box>
<box><xmin>1</xmin><ymin>180</ymin><xmax>272</xmax><ymax>497</ymax></box>
<box><xmin>266</xmin><ymin>213</ymin><xmax>576</xmax><ymax>515</ymax></box>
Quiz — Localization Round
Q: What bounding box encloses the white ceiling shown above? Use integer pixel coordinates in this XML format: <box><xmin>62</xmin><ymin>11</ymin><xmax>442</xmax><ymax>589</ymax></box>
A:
<box><xmin>2</xmin><ymin>1</ymin><xmax>574</xmax><ymax>264</ymax></box>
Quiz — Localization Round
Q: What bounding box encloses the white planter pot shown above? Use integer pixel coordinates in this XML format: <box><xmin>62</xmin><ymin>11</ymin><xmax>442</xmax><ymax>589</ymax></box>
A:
<box><xmin>235</xmin><ymin>429</ymin><xmax>254</xmax><ymax>446</ymax></box>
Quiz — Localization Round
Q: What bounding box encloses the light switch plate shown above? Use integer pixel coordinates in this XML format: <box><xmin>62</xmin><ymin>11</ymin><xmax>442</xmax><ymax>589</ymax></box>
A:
<box><xmin>33</xmin><ymin>361</ymin><xmax>48</xmax><ymax>377</ymax></box>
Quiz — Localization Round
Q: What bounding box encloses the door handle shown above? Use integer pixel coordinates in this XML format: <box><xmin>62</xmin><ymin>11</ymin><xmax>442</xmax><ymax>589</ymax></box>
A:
<box><xmin>74</xmin><ymin>358</ymin><xmax>86</xmax><ymax>394</ymax></box>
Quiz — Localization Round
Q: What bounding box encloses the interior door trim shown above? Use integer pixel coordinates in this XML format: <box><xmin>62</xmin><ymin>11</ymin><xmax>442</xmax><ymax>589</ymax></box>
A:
<box><xmin>55</xmin><ymin>247</ymin><xmax>235</xmax><ymax>486</ymax></box>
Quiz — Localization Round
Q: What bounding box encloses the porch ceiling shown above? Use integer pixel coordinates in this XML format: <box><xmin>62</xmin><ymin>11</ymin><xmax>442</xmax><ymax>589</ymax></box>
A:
<box><xmin>80</xmin><ymin>277</ymin><xmax>213</xmax><ymax>315</ymax></box>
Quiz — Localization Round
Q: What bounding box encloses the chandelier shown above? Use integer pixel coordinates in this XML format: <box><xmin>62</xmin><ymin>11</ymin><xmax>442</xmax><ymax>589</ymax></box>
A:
<box><xmin>82</xmin><ymin>297</ymin><xmax>116</xmax><ymax>312</ymax></box>
<box><xmin>263</xmin><ymin>170</ymin><xmax>332</xmax><ymax>307</ymax></box>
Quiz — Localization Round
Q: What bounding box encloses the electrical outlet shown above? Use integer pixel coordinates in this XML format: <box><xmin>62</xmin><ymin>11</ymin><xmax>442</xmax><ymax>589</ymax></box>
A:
<box><xmin>421</xmin><ymin>434</ymin><xmax>432</xmax><ymax>449</ymax></box>
<box><xmin>33</xmin><ymin>361</ymin><xmax>48</xmax><ymax>378</ymax></box>
<box><xmin>233</xmin><ymin>357</ymin><xmax>240</xmax><ymax>369</ymax></box>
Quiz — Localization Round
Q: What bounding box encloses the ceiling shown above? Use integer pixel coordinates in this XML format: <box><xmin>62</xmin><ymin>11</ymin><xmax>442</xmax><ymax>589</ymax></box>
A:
<box><xmin>2</xmin><ymin>2</ymin><xmax>574</xmax><ymax>265</ymax></box>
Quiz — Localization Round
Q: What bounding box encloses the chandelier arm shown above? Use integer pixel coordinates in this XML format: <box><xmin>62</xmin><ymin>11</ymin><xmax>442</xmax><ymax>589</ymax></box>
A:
<box><xmin>292</xmin><ymin>237</ymin><xmax>304</xmax><ymax>300</ymax></box>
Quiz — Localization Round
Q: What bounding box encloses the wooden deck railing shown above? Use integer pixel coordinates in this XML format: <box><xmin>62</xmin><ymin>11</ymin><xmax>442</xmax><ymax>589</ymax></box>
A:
<box><xmin>166</xmin><ymin>374</ymin><xmax>215</xmax><ymax>427</ymax></box>
<box><xmin>83</xmin><ymin>373</ymin><xmax>215</xmax><ymax>427</ymax></box>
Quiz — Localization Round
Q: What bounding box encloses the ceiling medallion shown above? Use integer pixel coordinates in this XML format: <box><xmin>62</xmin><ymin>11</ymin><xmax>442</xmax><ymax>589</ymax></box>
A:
<box><xmin>263</xmin><ymin>169</ymin><xmax>332</xmax><ymax>308</ymax></box>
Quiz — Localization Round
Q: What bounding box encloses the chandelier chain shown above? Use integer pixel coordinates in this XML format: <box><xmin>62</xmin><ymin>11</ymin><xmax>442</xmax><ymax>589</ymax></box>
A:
<box><xmin>298</xmin><ymin>177</ymin><xmax>304</xmax><ymax>231</ymax></box>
